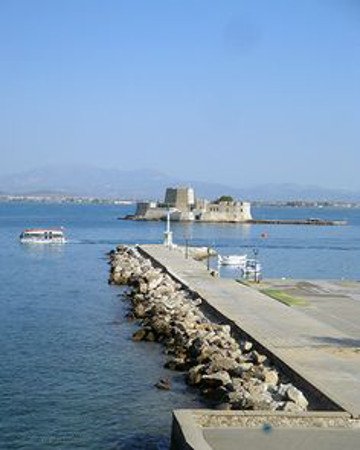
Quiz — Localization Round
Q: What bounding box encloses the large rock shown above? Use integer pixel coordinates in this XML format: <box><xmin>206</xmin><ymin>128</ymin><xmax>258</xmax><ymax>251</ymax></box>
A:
<box><xmin>147</xmin><ymin>275</ymin><xmax>164</xmax><ymax>291</ymax></box>
<box><xmin>262</xmin><ymin>369</ymin><xmax>279</xmax><ymax>387</ymax></box>
<box><xmin>155</xmin><ymin>377</ymin><xmax>171</xmax><ymax>390</ymax></box>
<box><xmin>201</xmin><ymin>371</ymin><xmax>232</xmax><ymax>388</ymax></box>
<box><xmin>133</xmin><ymin>303</ymin><xmax>147</xmax><ymax>319</ymax></box>
<box><xmin>250</xmin><ymin>350</ymin><xmax>267</xmax><ymax>364</ymax></box>
<box><xmin>286</xmin><ymin>386</ymin><xmax>309</xmax><ymax>409</ymax></box>
<box><xmin>282</xmin><ymin>401</ymin><xmax>305</xmax><ymax>413</ymax></box>
<box><xmin>132</xmin><ymin>328</ymin><xmax>148</xmax><ymax>341</ymax></box>
<box><xmin>187</xmin><ymin>364</ymin><xmax>205</xmax><ymax>385</ymax></box>
<box><xmin>208</xmin><ymin>354</ymin><xmax>239</xmax><ymax>373</ymax></box>
<box><xmin>164</xmin><ymin>357</ymin><xmax>188</xmax><ymax>371</ymax></box>
<box><xmin>202</xmin><ymin>386</ymin><xmax>230</xmax><ymax>403</ymax></box>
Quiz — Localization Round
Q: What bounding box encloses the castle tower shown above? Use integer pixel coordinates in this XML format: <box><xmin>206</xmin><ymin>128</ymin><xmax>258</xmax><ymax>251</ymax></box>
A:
<box><xmin>164</xmin><ymin>187</ymin><xmax>195</xmax><ymax>211</ymax></box>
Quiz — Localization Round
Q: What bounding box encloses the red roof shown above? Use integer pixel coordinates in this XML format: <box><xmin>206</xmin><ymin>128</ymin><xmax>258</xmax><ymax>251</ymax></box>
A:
<box><xmin>24</xmin><ymin>228</ymin><xmax>64</xmax><ymax>233</ymax></box>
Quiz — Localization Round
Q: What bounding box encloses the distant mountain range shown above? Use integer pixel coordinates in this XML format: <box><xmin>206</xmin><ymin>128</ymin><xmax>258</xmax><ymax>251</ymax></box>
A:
<box><xmin>0</xmin><ymin>165</ymin><xmax>359</xmax><ymax>202</ymax></box>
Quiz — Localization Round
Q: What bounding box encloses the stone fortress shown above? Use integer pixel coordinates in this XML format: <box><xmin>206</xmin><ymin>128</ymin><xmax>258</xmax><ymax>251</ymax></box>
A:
<box><xmin>132</xmin><ymin>187</ymin><xmax>252</xmax><ymax>222</ymax></box>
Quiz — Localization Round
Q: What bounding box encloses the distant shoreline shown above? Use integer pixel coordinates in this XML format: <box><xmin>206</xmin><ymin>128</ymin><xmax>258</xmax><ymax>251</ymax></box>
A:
<box><xmin>0</xmin><ymin>195</ymin><xmax>135</xmax><ymax>205</ymax></box>
<box><xmin>1</xmin><ymin>195</ymin><xmax>360</xmax><ymax>209</ymax></box>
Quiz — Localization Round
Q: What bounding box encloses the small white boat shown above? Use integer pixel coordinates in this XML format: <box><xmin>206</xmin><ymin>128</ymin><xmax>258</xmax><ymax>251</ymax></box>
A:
<box><xmin>19</xmin><ymin>228</ymin><xmax>66</xmax><ymax>244</ymax></box>
<box><xmin>241</xmin><ymin>259</ymin><xmax>262</xmax><ymax>279</ymax></box>
<box><xmin>217</xmin><ymin>254</ymin><xmax>247</xmax><ymax>266</ymax></box>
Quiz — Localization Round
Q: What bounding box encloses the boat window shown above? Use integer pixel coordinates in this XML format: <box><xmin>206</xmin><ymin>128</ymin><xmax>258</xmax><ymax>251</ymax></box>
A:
<box><xmin>21</xmin><ymin>230</ymin><xmax>63</xmax><ymax>239</ymax></box>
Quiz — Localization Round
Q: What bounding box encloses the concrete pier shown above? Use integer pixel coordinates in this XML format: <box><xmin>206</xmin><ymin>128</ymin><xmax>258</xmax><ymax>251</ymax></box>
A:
<box><xmin>137</xmin><ymin>245</ymin><xmax>360</xmax><ymax>449</ymax></box>
<box><xmin>248</xmin><ymin>218</ymin><xmax>347</xmax><ymax>225</ymax></box>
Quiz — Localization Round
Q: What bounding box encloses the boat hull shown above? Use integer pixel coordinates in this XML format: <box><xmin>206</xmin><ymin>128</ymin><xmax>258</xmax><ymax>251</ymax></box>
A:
<box><xmin>218</xmin><ymin>255</ymin><xmax>247</xmax><ymax>266</ymax></box>
<box><xmin>20</xmin><ymin>238</ymin><xmax>66</xmax><ymax>244</ymax></box>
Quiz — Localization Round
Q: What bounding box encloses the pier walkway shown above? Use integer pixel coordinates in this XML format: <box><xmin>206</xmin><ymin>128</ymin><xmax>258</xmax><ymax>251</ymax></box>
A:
<box><xmin>139</xmin><ymin>245</ymin><xmax>360</xmax><ymax>419</ymax></box>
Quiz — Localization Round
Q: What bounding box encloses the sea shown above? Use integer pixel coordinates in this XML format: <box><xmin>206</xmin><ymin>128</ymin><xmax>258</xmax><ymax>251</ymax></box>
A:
<box><xmin>1</xmin><ymin>202</ymin><xmax>359</xmax><ymax>449</ymax></box>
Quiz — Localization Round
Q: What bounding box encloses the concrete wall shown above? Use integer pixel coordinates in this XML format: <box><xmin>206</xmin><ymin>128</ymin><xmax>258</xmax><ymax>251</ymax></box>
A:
<box><xmin>171</xmin><ymin>210</ymin><xmax>195</xmax><ymax>222</ymax></box>
<box><xmin>135</xmin><ymin>202</ymin><xmax>157</xmax><ymax>217</ymax></box>
<box><xmin>171</xmin><ymin>411</ymin><xmax>212</xmax><ymax>450</ymax></box>
<box><xmin>195</xmin><ymin>201</ymin><xmax>252</xmax><ymax>222</ymax></box>
<box><xmin>135</xmin><ymin>202</ymin><xmax>167</xmax><ymax>220</ymax></box>
<box><xmin>171</xmin><ymin>410</ymin><xmax>358</xmax><ymax>450</ymax></box>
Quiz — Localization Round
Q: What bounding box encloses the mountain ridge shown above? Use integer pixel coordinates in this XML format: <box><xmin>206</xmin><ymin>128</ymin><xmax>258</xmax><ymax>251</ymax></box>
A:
<box><xmin>0</xmin><ymin>165</ymin><xmax>358</xmax><ymax>202</ymax></box>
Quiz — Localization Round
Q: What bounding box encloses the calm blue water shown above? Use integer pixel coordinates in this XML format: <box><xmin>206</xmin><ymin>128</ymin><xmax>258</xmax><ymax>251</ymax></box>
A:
<box><xmin>0</xmin><ymin>203</ymin><xmax>359</xmax><ymax>449</ymax></box>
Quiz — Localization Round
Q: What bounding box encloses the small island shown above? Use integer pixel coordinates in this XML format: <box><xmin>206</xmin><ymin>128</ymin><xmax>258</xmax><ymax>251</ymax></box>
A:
<box><xmin>124</xmin><ymin>186</ymin><xmax>347</xmax><ymax>225</ymax></box>
<box><xmin>126</xmin><ymin>187</ymin><xmax>252</xmax><ymax>222</ymax></box>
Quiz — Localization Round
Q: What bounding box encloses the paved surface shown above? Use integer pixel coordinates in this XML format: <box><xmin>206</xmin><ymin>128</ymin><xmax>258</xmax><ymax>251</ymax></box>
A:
<box><xmin>256</xmin><ymin>279</ymin><xmax>360</xmax><ymax>341</ymax></box>
<box><xmin>172</xmin><ymin>410</ymin><xmax>360</xmax><ymax>450</ymax></box>
<box><xmin>139</xmin><ymin>245</ymin><xmax>360</xmax><ymax>419</ymax></box>
<box><xmin>203</xmin><ymin>427</ymin><xmax>360</xmax><ymax>450</ymax></box>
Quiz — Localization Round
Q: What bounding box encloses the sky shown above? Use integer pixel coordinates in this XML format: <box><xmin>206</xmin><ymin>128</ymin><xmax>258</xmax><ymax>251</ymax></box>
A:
<box><xmin>0</xmin><ymin>0</ymin><xmax>359</xmax><ymax>189</ymax></box>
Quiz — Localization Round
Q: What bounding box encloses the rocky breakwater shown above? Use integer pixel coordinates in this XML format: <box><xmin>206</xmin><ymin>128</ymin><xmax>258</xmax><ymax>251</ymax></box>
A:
<box><xmin>109</xmin><ymin>245</ymin><xmax>309</xmax><ymax>412</ymax></box>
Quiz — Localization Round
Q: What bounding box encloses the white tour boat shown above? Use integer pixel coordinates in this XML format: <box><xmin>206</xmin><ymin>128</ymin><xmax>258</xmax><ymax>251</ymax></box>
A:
<box><xmin>19</xmin><ymin>228</ymin><xmax>66</xmax><ymax>244</ymax></box>
<box><xmin>217</xmin><ymin>254</ymin><xmax>247</xmax><ymax>266</ymax></box>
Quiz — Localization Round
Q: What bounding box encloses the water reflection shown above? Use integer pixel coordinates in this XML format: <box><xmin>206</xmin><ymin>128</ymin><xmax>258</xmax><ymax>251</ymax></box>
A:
<box><xmin>19</xmin><ymin>242</ymin><xmax>65</xmax><ymax>256</ymax></box>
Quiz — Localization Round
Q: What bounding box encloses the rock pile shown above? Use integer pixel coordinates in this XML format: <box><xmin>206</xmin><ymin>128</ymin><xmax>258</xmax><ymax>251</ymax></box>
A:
<box><xmin>109</xmin><ymin>245</ymin><xmax>309</xmax><ymax>412</ymax></box>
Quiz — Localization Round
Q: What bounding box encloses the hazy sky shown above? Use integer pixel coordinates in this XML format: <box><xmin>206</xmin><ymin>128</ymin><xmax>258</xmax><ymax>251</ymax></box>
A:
<box><xmin>1</xmin><ymin>0</ymin><xmax>359</xmax><ymax>189</ymax></box>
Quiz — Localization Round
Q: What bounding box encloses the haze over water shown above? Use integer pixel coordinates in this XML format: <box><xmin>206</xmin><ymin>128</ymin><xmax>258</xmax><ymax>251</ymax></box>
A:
<box><xmin>1</xmin><ymin>202</ymin><xmax>359</xmax><ymax>449</ymax></box>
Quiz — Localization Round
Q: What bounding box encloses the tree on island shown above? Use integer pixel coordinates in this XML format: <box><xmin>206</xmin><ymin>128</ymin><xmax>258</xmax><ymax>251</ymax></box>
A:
<box><xmin>214</xmin><ymin>195</ymin><xmax>234</xmax><ymax>204</ymax></box>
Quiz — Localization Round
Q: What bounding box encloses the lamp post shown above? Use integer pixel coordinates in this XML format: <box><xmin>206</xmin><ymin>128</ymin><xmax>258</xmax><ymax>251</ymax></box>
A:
<box><xmin>253</xmin><ymin>248</ymin><xmax>260</xmax><ymax>283</ymax></box>
<box><xmin>183</xmin><ymin>223</ymin><xmax>192</xmax><ymax>259</ymax></box>
<box><xmin>163</xmin><ymin>208</ymin><xmax>178</xmax><ymax>248</ymax></box>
